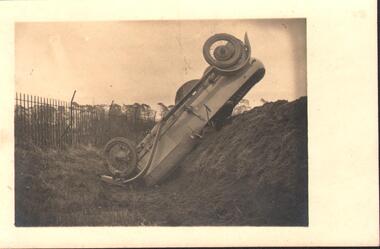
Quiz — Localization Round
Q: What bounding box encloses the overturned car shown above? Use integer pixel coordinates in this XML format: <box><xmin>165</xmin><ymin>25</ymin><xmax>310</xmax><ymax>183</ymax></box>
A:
<box><xmin>101</xmin><ymin>33</ymin><xmax>265</xmax><ymax>187</ymax></box>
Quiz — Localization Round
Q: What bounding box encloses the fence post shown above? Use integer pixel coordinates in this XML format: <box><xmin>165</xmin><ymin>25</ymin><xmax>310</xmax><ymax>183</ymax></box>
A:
<box><xmin>57</xmin><ymin>99</ymin><xmax>62</xmax><ymax>149</ymax></box>
<box><xmin>15</xmin><ymin>93</ymin><xmax>18</xmax><ymax>145</ymax></box>
<box><xmin>108</xmin><ymin>100</ymin><xmax>114</xmax><ymax>141</ymax></box>
<box><xmin>69</xmin><ymin>90</ymin><xmax>76</xmax><ymax>145</ymax></box>
<box><xmin>42</xmin><ymin>98</ymin><xmax>47</xmax><ymax>147</ymax></box>
<box><xmin>26</xmin><ymin>94</ymin><xmax>30</xmax><ymax>144</ymax></box>
<box><xmin>65</xmin><ymin>101</ymin><xmax>68</xmax><ymax>146</ymax></box>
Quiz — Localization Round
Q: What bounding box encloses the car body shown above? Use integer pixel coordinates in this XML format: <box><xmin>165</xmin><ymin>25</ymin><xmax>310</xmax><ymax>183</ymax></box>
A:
<box><xmin>102</xmin><ymin>33</ymin><xmax>265</xmax><ymax>186</ymax></box>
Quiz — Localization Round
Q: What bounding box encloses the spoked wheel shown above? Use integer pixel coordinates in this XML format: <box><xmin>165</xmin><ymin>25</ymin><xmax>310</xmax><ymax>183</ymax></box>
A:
<box><xmin>202</xmin><ymin>33</ymin><xmax>251</xmax><ymax>73</ymax></box>
<box><xmin>103</xmin><ymin>137</ymin><xmax>138</xmax><ymax>178</ymax></box>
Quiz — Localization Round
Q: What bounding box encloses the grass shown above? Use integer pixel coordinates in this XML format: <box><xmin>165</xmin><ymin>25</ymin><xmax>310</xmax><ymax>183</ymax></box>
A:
<box><xmin>15</xmin><ymin>97</ymin><xmax>308</xmax><ymax>226</ymax></box>
<box><xmin>15</xmin><ymin>144</ymin><xmax>150</xmax><ymax>226</ymax></box>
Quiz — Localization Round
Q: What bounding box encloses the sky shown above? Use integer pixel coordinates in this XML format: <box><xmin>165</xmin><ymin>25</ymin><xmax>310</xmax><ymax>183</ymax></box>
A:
<box><xmin>15</xmin><ymin>19</ymin><xmax>306</xmax><ymax>109</ymax></box>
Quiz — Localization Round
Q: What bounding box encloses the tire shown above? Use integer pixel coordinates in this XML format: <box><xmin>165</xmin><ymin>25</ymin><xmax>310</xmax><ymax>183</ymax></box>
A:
<box><xmin>103</xmin><ymin>137</ymin><xmax>138</xmax><ymax>177</ymax></box>
<box><xmin>202</xmin><ymin>33</ymin><xmax>242</xmax><ymax>69</ymax></box>
<box><xmin>175</xmin><ymin>79</ymin><xmax>199</xmax><ymax>104</ymax></box>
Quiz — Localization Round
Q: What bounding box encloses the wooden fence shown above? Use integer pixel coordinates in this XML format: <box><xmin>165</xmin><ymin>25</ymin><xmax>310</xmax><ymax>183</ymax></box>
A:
<box><xmin>15</xmin><ymin>92</ymin><xmax>156</xmax><ymax>149</ymax></box>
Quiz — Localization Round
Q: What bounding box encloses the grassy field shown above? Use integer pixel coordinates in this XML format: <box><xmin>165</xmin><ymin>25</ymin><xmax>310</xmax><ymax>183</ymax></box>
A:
<box><xmin>15</xmin><ymin>97</ymin><xmax>308</xmax><ymax>226</ymax></box>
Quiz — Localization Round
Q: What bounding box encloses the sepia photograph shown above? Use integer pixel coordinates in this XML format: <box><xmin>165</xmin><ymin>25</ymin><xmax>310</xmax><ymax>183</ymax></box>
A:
<box><xmin>0</xmin><ymin>0</ymin><xmax>378</xmax><ymax>247</ymax></box>
<box><xmin>14</xmin><ymin>19</ymin><xmax>308</xmax><ymax>226</ymax></box>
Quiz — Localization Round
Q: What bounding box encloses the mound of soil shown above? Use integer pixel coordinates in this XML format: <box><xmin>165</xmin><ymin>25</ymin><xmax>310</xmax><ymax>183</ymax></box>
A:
<box><xmin>15</xmin><ymin>97</ymin><xmax>308</xmax><ymax>226</ymax></box>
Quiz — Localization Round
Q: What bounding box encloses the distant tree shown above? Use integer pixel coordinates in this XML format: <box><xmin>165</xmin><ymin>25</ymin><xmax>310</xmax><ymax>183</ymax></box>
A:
<box><xmin>122</xmin><ymin>102</ymin><xmax>155</xmax><ymax>123</ymax></box>
<box><xmin>157</xmin><ymin>102</ymin><xmax>169</xmax><ymax>119</ymax></box>
<box><xmin>233</xmin><ymin>99</ymin><xmax>251</xmax><ymax>115</ymax></box>
<box><xmin>109</xmin><ymin>103</ymin><xmax>122</xmax><ymax>117</ymax></box>
<box><xmin>140</xmin><ymin>103</ymin><xmax>154</xmax><ymax>121</ymax></box>
<box><xmin>132</xmin><ymin>103</ymin><xmax>142</xmax><ymax>123</ymax></box>
<box><xmin>122</xmin><ymin>104</ymin><xmax>134</xmax><ymax>120</ymax></box>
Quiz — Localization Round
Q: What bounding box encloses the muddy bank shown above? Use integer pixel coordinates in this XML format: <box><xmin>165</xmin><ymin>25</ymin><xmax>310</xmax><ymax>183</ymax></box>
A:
<box><xmin>15</xmin><ymin>97</ymin><xmax>308</xmax><ymax>226</ymax></box>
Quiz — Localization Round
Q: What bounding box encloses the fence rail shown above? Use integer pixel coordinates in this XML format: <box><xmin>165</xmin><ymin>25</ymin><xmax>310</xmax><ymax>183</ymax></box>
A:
<box><xmin>15</xmin><ymin>92</ymin><xmax>156</xmax><ymax>149</ymax></box>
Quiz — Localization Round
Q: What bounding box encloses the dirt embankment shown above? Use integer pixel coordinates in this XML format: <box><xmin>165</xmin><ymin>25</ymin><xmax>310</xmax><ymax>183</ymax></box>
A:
<box><xmin>15</xmin><ymin>97</ymin><xmax>308</xmax><ymax>226</ymax></box>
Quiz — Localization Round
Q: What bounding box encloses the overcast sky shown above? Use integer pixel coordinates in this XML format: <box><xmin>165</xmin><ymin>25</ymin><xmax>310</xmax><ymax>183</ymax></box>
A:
<box><xmin>15</xmin><ymin>19</ymin><xmax>306</xmax><ymax>109</ymax></box>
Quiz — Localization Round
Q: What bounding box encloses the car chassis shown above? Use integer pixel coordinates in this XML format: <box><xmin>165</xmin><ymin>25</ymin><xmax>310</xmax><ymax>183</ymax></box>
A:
<box><xmin>101</xmin><ymin>33</ymin><xmax>265</xmax><ymax>187</ymax></box>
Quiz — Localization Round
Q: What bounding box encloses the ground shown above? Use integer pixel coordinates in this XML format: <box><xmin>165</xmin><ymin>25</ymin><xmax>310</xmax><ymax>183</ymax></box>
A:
<box><xmin>15</xmin><ymin>97</ymin><xmax>308</xmax><ymax>226</ymax></box>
